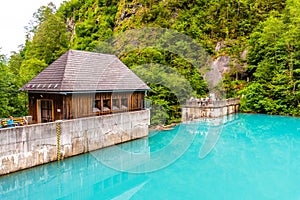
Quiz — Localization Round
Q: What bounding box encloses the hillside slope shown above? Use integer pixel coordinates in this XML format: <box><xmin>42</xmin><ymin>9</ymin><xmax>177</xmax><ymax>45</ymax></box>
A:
<box><xmin>2</xmin><ymin>0</ymin><xmax>299</xmax><ymax>121</ymax></box>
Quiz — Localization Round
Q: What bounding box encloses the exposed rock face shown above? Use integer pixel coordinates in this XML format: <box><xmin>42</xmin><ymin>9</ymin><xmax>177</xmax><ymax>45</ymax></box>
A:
<box><xmin>115</xmin><ymin>3</ymin><xmax>143</xmax><ymax>28</ymax></box>
<box><xmin>212</xmin><ymin>56</ymin><xmax>231</xmax><ymax>74</ymax></box>
<box><xmin>240</xmin><ymin>49</ymin><xmax>248</xmax><ymax>60</ymax></box>
<box><xmin>66</xmin><ymin>18</ymin><xmax>76</xmax><ymax>38</ymax></box>
<box><xmin>204</xmin><ymin>56</ymin><xmax>230</xmax><ymax>89</ymax></box>
<box><xmin>215</xmin><ymin>41</ymin><xmax>226</xmax><ymax>52</ymax></box>
<box><xmin>210</xmin><ymin>55</ymin><xmax>248</xmax><ymax>80</ymax></box>
<box><xmin>213</xmin><ymin>41</ymin><xmax>248</xmax><ymax>77</ymax></box>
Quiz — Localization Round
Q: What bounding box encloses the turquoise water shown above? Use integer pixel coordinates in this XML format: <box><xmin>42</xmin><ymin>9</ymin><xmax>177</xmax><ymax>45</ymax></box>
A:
<box><xmin>1</xmin><ymin>114</ymin><xmax>300</xmax><ymax>199</ymax></box>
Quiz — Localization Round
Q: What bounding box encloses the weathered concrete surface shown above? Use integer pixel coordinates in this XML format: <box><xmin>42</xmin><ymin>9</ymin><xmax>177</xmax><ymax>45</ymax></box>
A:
<box><xmin>182</xmin><ymin>104</ymin><xmax>239</xmax><ymax>121</ymax></box>
<box><xmin>60</xmin><ymin>110</ymin><xmax>150</xmax><ymax>158</ymax></box>
<box><xmin>0</xmin><ymin>110</ymin><xmax>150</xmax><ymax>176</ymax></box>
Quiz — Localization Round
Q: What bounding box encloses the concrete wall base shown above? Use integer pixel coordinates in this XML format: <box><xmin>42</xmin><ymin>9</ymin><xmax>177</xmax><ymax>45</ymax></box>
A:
<box><xmin>182</xmin><ymin>104</ymin><xmax>239</xmax><ymax>121</ymax></box>
<box><xmin>0</xmin><ymin>110</ymin><xmax>150</xmax><ymax>176</ymax></box>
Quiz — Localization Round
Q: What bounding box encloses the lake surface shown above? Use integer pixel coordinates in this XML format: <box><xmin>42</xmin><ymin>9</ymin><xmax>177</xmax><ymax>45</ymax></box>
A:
<box><xmin>1</xmin><ymin>113</ymin><xmax>300</xmax><ymax>199</ymax></box>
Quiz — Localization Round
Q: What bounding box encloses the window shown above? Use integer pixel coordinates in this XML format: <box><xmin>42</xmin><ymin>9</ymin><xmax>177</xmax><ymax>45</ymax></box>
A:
<box><xmin>93</xmin><ymin>100</ymin><xmax>101</xmax><ymax>112</ymax></box>
<box><xmin>112</xmin><ymin>99</ymin><xmax>120</xmax><ymax>110</ymax></box>
<box><xmin>121</xmin><ymin>98</ymin><xmax>128</xmax><ymax>109</ymax></box>
<box><xmin>103</xmin><ymin>99</ymin><xmax>111</xmax><ymax>112</ymax></box>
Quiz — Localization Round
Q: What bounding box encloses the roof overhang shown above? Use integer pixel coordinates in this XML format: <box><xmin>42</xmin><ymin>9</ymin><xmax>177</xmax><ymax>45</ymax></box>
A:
<box><xmin>26</xmin><ymin>89</ymin><xmax>151</xmax><ymax>95</ymax></box>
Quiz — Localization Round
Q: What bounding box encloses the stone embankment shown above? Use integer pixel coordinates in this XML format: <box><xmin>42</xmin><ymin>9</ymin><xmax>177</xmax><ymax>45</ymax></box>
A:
<box><xmin>182</xmin><ymin>98</ymin><xmax>240</xmax><ymax>121</ymax></box>
<box><xmin>0</xmin><ymin>110</ymin><xmax>150</xmax><ymax>175</ymax></box>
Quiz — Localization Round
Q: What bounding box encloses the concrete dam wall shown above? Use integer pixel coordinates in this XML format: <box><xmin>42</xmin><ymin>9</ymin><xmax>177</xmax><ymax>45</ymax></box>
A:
<box><xmin>0</xmin><ymin>110</ymin><xmax>150</xmax><ymax>175</ymax></box>
<box><xmin>182</xmin><ymin>98</ymin><xmax>240</xmax><ymax>121</ymax></box>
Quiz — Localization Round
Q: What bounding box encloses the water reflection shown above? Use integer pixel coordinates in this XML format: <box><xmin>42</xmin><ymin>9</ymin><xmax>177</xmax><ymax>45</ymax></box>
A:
<box><xmin>183</xmin><ymin>114</ymin><xmax>240</xmax><ymax>158</ymax></box>
<box><xmin>91</xmin><ymin>114</ymin><xmax>241</xmax><ymax>172</ymax></box>
<box><xmin>0</xmin><ymin>141</ymin><xmax>150</xmax><ymax>199</ymax></box>
<box><xmin>91</xmin><ymin>118</ymin><xmax>201</xmax><ymax>173</ymax></box>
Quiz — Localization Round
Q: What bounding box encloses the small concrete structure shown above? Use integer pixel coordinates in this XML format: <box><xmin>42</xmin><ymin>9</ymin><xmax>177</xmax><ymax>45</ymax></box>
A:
<box><xmin>0</xmin><ymin>110</ymin><xmax>150</xmax><ymax>176</ymax></box>
<box><xmin>182</xmin><ymin>98</ymin><xmax>240</xmax><ymax>121</ymax></box>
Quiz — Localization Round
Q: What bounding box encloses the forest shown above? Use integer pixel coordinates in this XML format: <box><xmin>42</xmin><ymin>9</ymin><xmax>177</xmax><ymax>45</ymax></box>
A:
<box><xmin>0</xmin><ymin>0</ymin><xmax>299</xmax><ymax>124</ymax></box>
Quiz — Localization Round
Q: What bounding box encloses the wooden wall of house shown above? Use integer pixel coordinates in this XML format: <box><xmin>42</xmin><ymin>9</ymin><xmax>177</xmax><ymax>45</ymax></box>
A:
<box><xmin>28</xmin><ymin>93</ymin><xmax>63</xmax><ymax>123</ymax></box>
<box><xmin>28</xmin><ymin>94</ymin><xmax>37</xmax><ymax>122</ymax></box>
<box><xmin>93</xmin><ymin>91</ymin><xmax>145</xmax><ymax>115</ymax></box>
<box><xmin>66</xmin><ymin>91</ymin><xmax>146</xmax><ymax>118</ymax></box>
<box><xmin>130</xmin><ymin>92</ymin><xmax>145</xmax><ymax>111</ymax></box>
<box><xmin>68</xmin><ymin>93</ymin><xmax>94</xmax><ymax>119</ymax></box>
<box><xmin>28</xmin><ymin>91</ymin><xmax>146</xmax><ymax>122</ymax></box>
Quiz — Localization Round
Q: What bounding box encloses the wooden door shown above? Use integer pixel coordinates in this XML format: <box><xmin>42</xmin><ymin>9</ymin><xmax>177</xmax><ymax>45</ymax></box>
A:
<box><xmin>37</xmin><ymin>99</ymin><xmax>54</xmax><ymax>123</ymax></box>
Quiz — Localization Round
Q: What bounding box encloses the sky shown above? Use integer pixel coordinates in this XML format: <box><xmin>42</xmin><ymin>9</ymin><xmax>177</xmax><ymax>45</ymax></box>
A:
<box><xmin>0</xmin><ymin>0</ymin><xmax>65</xmax><ymax>57</ymax></box>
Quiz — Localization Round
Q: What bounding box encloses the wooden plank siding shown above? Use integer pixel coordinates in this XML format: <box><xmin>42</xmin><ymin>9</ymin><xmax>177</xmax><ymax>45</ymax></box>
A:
<box><xmin>131</xmin><ymin>92</ymin><xmax>144</xmax><ymax>111</ymax></box>
<box><xmin>71</xmin><ymin>93</ymin><xmax>94</xmax><ymax>119</ymax></box>
<box><xmin>28</xmin><ymin>93</ymin><xmax>64</xmax><ymax>123</ymax></box>
<box><xmin>28</xmin><ymin>91</ymin><xmax>146</xmax><ymax>123</ymax></box>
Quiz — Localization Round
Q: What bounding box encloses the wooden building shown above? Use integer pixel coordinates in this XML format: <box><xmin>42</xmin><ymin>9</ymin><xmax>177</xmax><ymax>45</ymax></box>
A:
<box><xmin>20</xmin><ymin>50</ymin><xmax>150</xmax><ymax>123</ymax></box>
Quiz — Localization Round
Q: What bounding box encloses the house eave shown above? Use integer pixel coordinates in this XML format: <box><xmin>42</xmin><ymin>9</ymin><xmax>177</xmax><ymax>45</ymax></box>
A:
<box><xmin>25</xmin><ymin>88</ymin><xmax>151</xmax><ymax>95</ymax></box>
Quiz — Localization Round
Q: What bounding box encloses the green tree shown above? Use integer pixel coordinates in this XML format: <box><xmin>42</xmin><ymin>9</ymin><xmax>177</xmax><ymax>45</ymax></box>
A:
<box><xmin>240</xmin><ymin>0</ymin><xmax>300</xmax><ymax>115</ymax></box>
<box><xmin>0</xmin><ymin>53</ymin><xmax>25</xmax><ymax>117</ymax></box>
<box><xmin>25</xmin><ymin>3</ymin><xmax>70</xmax><ymax>65</ymax></box>
<box><xmin>3</xmin><ymin>0</ymin><xmax>294</xmax><ymax>120</ymax></box>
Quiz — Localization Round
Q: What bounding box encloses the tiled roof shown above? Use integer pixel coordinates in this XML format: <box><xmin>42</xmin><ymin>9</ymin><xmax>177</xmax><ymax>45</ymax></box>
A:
<box><xmin>21</xmin><ymin>50</ymin><xmax>150</xmax><ymax>92</ymax></box>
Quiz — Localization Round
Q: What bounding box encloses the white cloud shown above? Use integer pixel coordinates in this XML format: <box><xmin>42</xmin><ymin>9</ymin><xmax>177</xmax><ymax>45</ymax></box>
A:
<box><xmin>0</xmin><ymin>0</ymin><xmax>65</xmax><ymax>57</ymax></box>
